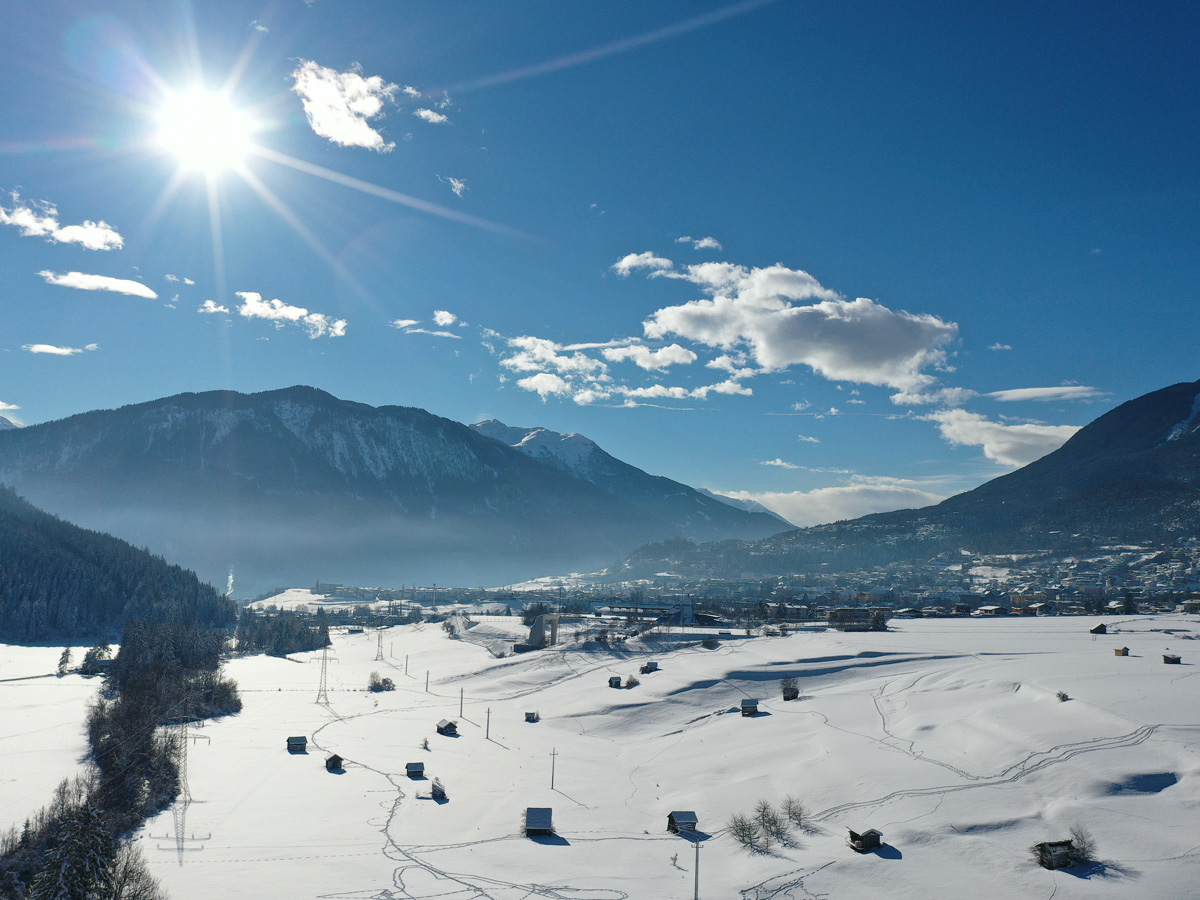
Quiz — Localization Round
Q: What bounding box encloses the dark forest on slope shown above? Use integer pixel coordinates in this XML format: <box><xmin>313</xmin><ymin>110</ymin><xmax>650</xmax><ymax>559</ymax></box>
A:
<box><xmin>0</xmin><ymin>485</ymin><xmax>235</xmax><ymax>640</ymax></box>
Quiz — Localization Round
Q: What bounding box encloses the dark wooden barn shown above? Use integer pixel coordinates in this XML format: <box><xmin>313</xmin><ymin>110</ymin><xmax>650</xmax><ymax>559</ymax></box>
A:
<box><xmin>436</xmin><ymin>719</ymin><xmax>458</xmax><ymax>735</ymax></box>
<box><xmin>286</xmin><ymin>736</ymin><xmax>307</xmax><ymax>752</ymax></box>
<box><xmin>741</xmin><ymin>698</ymin><xmax>759</xmax><ymax>716</ymax></box>
<box><xmin>524</xmin><ymin>807</ymin><xmax>553</xmax><ymax>836</ymax></box>
<box><xmin>667</xmin><ymin>811</ymin><xmax>698</xmax><ymax>833</ymax></box>
<box><xmin>325</xmin><ymin>754</ymin><xmax>343</xmax><ymax>772</ymax></box>
<box><xmin>848</xmin><ymin>828</ymin><xmax>882</xmax><ymax>852</ymax></box>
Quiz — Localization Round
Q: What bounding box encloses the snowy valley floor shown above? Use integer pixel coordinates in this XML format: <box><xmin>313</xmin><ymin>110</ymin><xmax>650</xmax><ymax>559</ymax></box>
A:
<box><xmin>7</xmin><ymin>617</ymin><xmax>1200</xmax><ymax>899</ymax></box>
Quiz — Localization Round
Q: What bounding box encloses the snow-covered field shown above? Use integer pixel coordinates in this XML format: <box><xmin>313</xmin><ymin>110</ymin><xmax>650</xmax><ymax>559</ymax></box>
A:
<box><xmin>9</xmin><ymin>616</ymin><xmax>1200</xmax><ymax>899</ymax></box>
<box><xmin>0</xmin><ymin>645</ymin><xmax>98</xmax><ymax>832</ymax></box>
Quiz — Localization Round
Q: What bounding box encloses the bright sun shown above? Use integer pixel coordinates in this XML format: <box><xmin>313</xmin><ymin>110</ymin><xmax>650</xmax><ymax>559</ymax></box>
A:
<box><xmin>158</xmin><ymin>89</ymin><xmax>253</xmax><ymax>175</ymax></box>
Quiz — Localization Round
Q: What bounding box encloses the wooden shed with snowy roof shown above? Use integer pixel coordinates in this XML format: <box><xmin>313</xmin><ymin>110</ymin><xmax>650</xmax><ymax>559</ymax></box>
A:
<box><xmin>667</xmin><ymin>811</ymin><xmax>698</xmax><ymax>833</ymax></box>
<box><xmin>524</xmin><ymin>807</ymin><xmax>553</xmax><ymax>836</ymax></box>
<box><xmin>436</xmin><ymin>719</ymin><xmax>458</xmax><ymax>735</ymax></box>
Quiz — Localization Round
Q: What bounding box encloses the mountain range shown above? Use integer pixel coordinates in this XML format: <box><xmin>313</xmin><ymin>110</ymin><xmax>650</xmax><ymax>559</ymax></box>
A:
<box><xmin>0</xmin><ymin>387</ymin><xmax>782</xmax><ymax>591</ymax></box>
<box><xmin>618</xmin><ymin>377</ymin><xmax>1200</xmax><ymax>579</ymax></box>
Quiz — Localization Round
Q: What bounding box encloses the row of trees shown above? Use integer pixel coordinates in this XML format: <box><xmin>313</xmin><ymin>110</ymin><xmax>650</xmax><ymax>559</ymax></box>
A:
<box><xmin>234</xmin><ymin>608</ymin><xmax>331</xmax><ymax>656</ymax></box>
<box><xmin>728</xmin><ymin>797</ymin><xmax>809</xmax><ymax>851</ymax></box>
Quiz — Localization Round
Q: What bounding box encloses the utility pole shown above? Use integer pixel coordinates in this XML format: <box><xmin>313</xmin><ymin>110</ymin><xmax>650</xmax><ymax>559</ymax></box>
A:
<box><xmin>425</xmin><ymin>670</ymin><xmax>430</xmax><ymax>692</ymax></box>
<box><xmin>459</xmin><ymin>687</ymin><xmax>464</xmax><ymax>717</ymax></box>
<box><xmin>485</xmin><ymin>707</ymin><xmax>490</xmax><ymax>740</ymax></box>
<box><xmin>375</xmin><ymin>628</ymin><xmax>384</xmax><ymax>661</ymax></box>
<box><xmin>550</xmin><ymin>747</ymin><xmax>557</xmax><ymax>790</ymax></box>
<box><xmin>405</xmin><ymin>654</ymin><xmax>409</xmax><ymax>675</ymax></box>
<box><xmin>693</xmin><ymin>838</ymin><xmax>701</xmax><ymax>900</ymax></box>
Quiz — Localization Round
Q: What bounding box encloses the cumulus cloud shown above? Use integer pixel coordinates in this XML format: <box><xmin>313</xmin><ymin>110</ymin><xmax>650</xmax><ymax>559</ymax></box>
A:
<box><xmin>291</xmin><ymin>60</ymin><xmax>399</xmax><ymax>151</ymax></box>
<box><xmin>611</xmin><ymin>251</ymin><xmax>673</xmax><ymax>277</ymax></box>
<box><xmin>0</xmin><ymin>401</ymin><xmax>19</xmax><ymax>411</ymax></box>
<box><xmin>198</xmin><ymin>300</ymin><xmax>229</xmax><ymax>314</ymax></box>
<box><xmin>642</xmin><ymin>262</ymin><xmax>956</xmax><ymax>391</ymax></box>
<box><xmin>518</xmin><ymin>372</ymin><xmax>572</xmax><ymax>400</ymax></box>
<box><xmin>760</xmin><ymin>458</ymin><xmax>799</xmax><ymax>469</ymax></box>
<box><xmin>500</xmin><ymin>336</ymin><xmax>608</xmax><ymax>377</ymax></box>
<box><xmin>38</xmin><ymin>270</ymin><xmax>157</xmax><ymax>299</ymax></box>
<box><xmin>924</xmin><ymin>408</ymin><xmax>1079</xmax><ymax>467</ymax></box>
<box><xmin>414</xmin><ymin>108</ymin><xmax>449</xmax><ymax>124</ymax></box>
<box><xmin>716</xmin><ymin>476</ymin><xmax>946</xmax><ymax>528</ymax></box>
<box><xmin>601</xmin><ymin>343</ymin><xmax>697</xmax><ymax>370</ymax></box>
<box><xmin>0</xmin><ymin>194</ymin><xmax>124</xmax><ymax>250</ymax></box>
<box><xmin>235</xmin><ymin>291</ymin><xmax>346</xmax><ymax>338</ymax></box>
<box><xmin>390</xmin><ymin>318</ymin><xmax>419</xmax><ymax>329</ymax></box>
<box><xmin>676</xmin><ymin>235</ymin><xmax>722</xmax><ymax>250</ymax></box>
<box><xmin>986</xmin><ymin>385</ymin><xmax>1104</xmax><ymax>403</ymax></box>
<box><xmin>433</xmin><ymin>309</ymin><xmax>458</xmax><ymax>327</ymax></box>
<box><xmin>23</xmin><ymin>343</ymin><xmax>89</xmax><ymax>356</ymax></box>
<box><xmin>989</xmin><ymin>342</ymin><xmax>1012</xmax><ymax>351</ymax></box>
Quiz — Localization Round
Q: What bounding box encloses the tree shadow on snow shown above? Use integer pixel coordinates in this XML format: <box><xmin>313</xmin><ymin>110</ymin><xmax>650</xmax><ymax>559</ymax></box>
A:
<box><xmin>1062</xmin><ymin>860</ymin><xmax>1138</xmax><ymax>880</ymax></box>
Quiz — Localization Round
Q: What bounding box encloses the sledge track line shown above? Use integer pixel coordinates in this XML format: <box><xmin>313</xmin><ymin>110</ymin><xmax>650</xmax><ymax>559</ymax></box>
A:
<box><xmin>812</xmin><ymin>723</ymin><xmax>1186</xmax><ymax>822</ymax></box>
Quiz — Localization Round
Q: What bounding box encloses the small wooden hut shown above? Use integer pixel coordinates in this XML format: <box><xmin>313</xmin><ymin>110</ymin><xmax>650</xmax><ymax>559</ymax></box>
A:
<box><xmin>741</xmin><ymin>698</ymin><xmax>759</xmax><ymax>716</ymax></box>
<box><xmin>667</xmin><ymin>811</ymin><xmax>698</xmax><ymax>833</ymax></box>
<box><xmin>848</xmin><ymin>828</ymin><xmax>882</xmax><ymax>852</ymax></box>
<box><xmin>1090</xmin><ymin>623</ymin><xmax>1107</xmax><ymax>635</ymax></box>
<box><xmin>608</xmin><ymin>676</ymin><xmax>622</xmax><ymax>688</ymax></box>
<box><xmin>524</xmin><ymin>807</ymin><xmax>554</xmax><ymax>836</ymax></box>
<box><xmin>436</xmin><ymin>719</ymin><xmax>458</xmax><ymax>735</ymax></box>
<box><xmin>1034</xmin><ymin>840</ymin><xmax>1074</xmax><ymax>869</ymax></box>
<box><xmin>286</xmin><ymin>735</ymin><xmax>307</xmax><ymax>753</ymax></box>
<box><xmin>640</xmin><ymin>661</ymin><xmax>660</xmax><ymax>674</ymax></box>
<box><xmin>525</xmin><ymin>711</ymin><xmax>540</xmax><ymax>723</ymax></box>
<box><xmin>1114</xmin><ymin>647</ymin><xmax>1129</xmax><ymax>657</ymax></box>
<box><xmin>325</xmin><ymin>754</ymin><xmax>344</xmax><ymax>772</ymax></box>
<box><xmin>1164</xmin><ymin>654</ymin><xmax>1182</xmax><ymax>665</ymax></box>
<box><xmin>405</xmin><ymin>762</ymin><xmax>425</xmax><ymax>778</ymax></box>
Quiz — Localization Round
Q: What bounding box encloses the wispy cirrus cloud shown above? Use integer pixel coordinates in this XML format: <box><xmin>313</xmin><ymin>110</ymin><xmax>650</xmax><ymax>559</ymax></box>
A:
<box><xmin>165</xmin><ymin>274</ymin><xmax>195</xmax><ymax>285</ymax></box>
<box><xmin>1</xmin><ymin>194</ymin><xmax>123</xmax><ymax>250</ymax></box>
<box><xmin>760</xmin><ymin>458</ymin><xmax>799</xmax><ymax>469</ymax></box>
<box><xmin>291</xmin><ymin>60</ymin><xmax>399</xmax><ymax>151</ymax></box>
<box><xmin>390</xmin><ymin>318</ymin><xmax>419</xmax><ymax>329</ymax></box>
<box><xmin>38</xmin><ymin>270</ymin><xmax>157</xmax><ymax>299</ymax></box>
<box><xmin>438</xmin><ymin>175</ymin><xmax>468</xmax><ymax>197</ymax></box>
<box><xmin>986</xmin><ymin>385</ymin><xmax>1104</xmax><ymax>403</ymax></box>
<box><xmin>235</xmin><ymin>291</ymin><xmax>346</xmax><ymax>337</ymax></box>
<box><xmin>924</xmin><ymin>408</ymin><xmax>1079</xmax><ymax>466</ymax></box>
<box><xmin>23</xmin><ymin>342</ymin><xmax>99</xmax><ymax>356</ymax></box>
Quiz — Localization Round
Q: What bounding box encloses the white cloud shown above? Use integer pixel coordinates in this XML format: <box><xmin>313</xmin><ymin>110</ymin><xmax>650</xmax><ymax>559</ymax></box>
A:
<box><xmin>198</xmin><ymin>300</ymin><xmax>229</xmax><ymax>314</ymax></box>
<box><xmin>891</xmin><ymin>386</ymin><xmax>978</xmax><ymax>406</ymax></box>
<box><xmin>403</xmin><ymin>328</ymin><xmax>461</xmax><ymax>339</ymax></box>
<box><xmin>235</xmin><ymin>291</ymin><xmax>347</xmax><ymax>338</ymax></box>
<box><xmin>23</xmin><ymin>343</ymin><xmax>86</xmax><ymax>356</ymax></box>
<box><xmin>989</xmin><ymin>342</ymin><xmax>1012</xmax><ymax>351</ymax></box>
<box><xmin>760</xmin><ymin>458</ymin><xmax>799</xmax><ymax>469</ymax></box>
<box><xmin>390</xmin><ymin>318</ymin><xmax>419</xmax><ymax>329</ymax></box>
<box><xmin>986</xmin><ymin>385</ymin><xmax>1104</xmax><ymax>403</ymax></box>
<box><xmin>414</xmin><ymin>108</ymin><xmax>449</xmax><ymax>124</ymax></box>
<box><xmin>250</xmin><ymin>20</ymin><xmax>268</xmax><ymax>32</ymax></box>
<box><xmin>439</xmin><ymin>176</ymin><xmax>468</xmax><ymax>197</ymax></box>
<box><xmin>402</xmin><ymin>86</ymin><xmax>421</xmax><ymax>98</ymax></box>
<box><xmin>676</xmin><ymin>235</ymin><xmax>722</xmax><ymax>250</ymax></box>
<box><xmin>165</xmin><ymin>274</ymin><xmax>194</xmax><ymax>284</ymax></box>
<box><xmin>0</xmin><ymin>194</ymin><xmax>123</xmax><ymax>250</ymax></box>
<box><xmin>38</xmin><ymin>270</ymin><xmax>157</xmax><ymax>299</ymax></box>
<box><xmin>291</xmin><ymin>60</ymin><xmax>399</xmax><ymax>152</ymax></box>
<box><xmin>924</xmin><ymin>408</ymin><xmax>1079</xmax><ymax>467</ymax></box>
<box><xmin>433</xmin><ymin>309</ymin><xmax>458</xmax><ymax>327</ymax></box>
<box><xmin>642</xmin><ymin>262</ymin><xmax>956</xmax><ymax>391</ymax></box>
<box><xmin>797</xmin><ymin>434</ymin><xmax>820</xmax><ymax>443</ymax></box>
<box><xmin>500</xmin><ymin>336</ymin><xmax>608</xmax><ymax>377</ymax></box>
<box><xmin>601</xmin><ymin>343</ymin><xmax>697</xmax><ymax>370</ymax></box>
<box><xmin>717</xmin><ymin>477</ymin><xmax>946</xmax><ymax>528</ymax></box>
<box><xmin>518</xmin><ymin>372</ymin><xmax>572</xmax><ymax>400</ymax></box>
<box><xmin>611</xmin><ymin>251</ymin><xmax>673</xmax><ymax>277</ymax></box>
<box><xmin>0</xmin><ymin>401</ymin><xmax>19</xmax><ymax>411</ymax></box>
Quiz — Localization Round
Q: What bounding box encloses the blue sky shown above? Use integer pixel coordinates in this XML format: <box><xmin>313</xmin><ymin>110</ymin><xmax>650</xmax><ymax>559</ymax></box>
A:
<box><xmin>2</xmin><ymin>0</ymin><xmax>1197</xmax><ymax>526</ymax></box>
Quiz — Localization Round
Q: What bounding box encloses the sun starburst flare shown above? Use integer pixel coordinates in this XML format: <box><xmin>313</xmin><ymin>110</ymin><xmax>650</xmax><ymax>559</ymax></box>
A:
<box><xmin>158</xmin><ymin>88</ymin><xmax>254</xmax><ymax>175</ymax></box>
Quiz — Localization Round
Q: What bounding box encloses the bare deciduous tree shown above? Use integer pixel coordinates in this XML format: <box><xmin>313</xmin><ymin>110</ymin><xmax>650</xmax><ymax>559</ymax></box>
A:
<box><xmin>727</xmin><ymin>813</ymin><xmax>759</xmax><ymax>849</ymax></box>
<box><xmin>781</xmin><ymin>795</ymin><xmax>808</xmax><ymax>829</ymax></box>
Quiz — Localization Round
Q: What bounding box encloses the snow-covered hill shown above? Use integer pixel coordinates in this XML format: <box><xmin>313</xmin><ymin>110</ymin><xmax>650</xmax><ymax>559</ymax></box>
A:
<box><xmin>109</xmin><ymin>614</ymin><xmax>1200</xmax><ymax>899</ymax></box>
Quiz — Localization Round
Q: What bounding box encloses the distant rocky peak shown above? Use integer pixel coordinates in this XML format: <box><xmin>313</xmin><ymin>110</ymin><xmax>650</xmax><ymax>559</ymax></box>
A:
<box><xmin>0</xmin><ymin>416</ymin><xmax>21</xmax><ymax>430</ymax></box>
